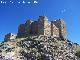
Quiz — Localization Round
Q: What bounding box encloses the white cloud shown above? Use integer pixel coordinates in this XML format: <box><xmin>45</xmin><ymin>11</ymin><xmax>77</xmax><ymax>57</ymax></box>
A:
<box><xmin>4</xmin><ymin>2</ymin><xmax>6</xmax><ymax>3</ymax></box>
<box><xmin>22</xmin><ymin>1</ymin><xmax>25</xmax><ymax>4</ymax></box>
<box><xmin>10</xmin><ymin>1</ymin><xmax>12</xmax><ymax>2</ymax></box>
<box><xmin>18</xmin><ymin>2</ymin><xmax>21</xmax><ymax>4</ymax></box>
<box><xmin>34</xmin><ymin>1</ymin><xmax>38</xmax><ymax>3</ymax></box>
<box><xmin>12</xmin><ymin>2</ymin><xmax>13</xmax><ymax>3</ymax></box>
<box><xmin>27</xmin><ymin>2</ymin><xmax>31</xmax><ymax>4</ymax></box>
<box><xmin>1</xmin><ymin>1</ymin><xmax>2</xmax><ymax>3</ymax></box>
<box><xmin>3</xmin><ymin>2</ymin><xmax>5</xmax><ymax>3</ymax></box>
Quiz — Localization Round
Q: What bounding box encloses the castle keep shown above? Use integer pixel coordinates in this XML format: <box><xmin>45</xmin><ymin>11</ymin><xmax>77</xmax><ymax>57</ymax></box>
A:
<box><xmin>17</xmin><ymin>16</ymin><xmax>67</xmax><ymax>38</ymax></box>
<box><xmin>4</xmin><ymin>16</ymin><xmax>67</xmax><ymax>40</ymax></box>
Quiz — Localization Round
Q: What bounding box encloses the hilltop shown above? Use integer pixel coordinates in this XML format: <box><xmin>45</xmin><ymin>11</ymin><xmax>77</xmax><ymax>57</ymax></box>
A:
<box><xmin>0</xmin><ymin>16</ymin><xmax>80</xmax><ymax>60</ymax></box>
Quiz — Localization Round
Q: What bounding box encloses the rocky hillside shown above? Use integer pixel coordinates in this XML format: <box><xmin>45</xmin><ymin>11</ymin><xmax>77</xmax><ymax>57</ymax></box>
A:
<box><xmin>0</xmin><ymin>35</ymin><xmax>80</xmax><ymax>60</ymax></box>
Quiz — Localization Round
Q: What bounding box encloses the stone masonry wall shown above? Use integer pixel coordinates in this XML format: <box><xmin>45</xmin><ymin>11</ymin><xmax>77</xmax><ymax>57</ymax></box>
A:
<box><xmin>51</xmin><ymin>21</ymin><xmax>59</xmax><ymax>37</ymax></box>
<box><xmin>16</xmin><ymin>16</ymin><xmax>67</xmax><ymax>39</ymax></box>
<box><xmin>25</xmin><ymin>20</ymin><xmax>33</xmax><ymax>35</ymax></box>
<box><xmin>17</xmin><ymin>24</ymin><xmax>25</xmax><ymax>37</ymax></box>
<box><xmin>44</xmin><ymin>22</ymin><xmax>51</xmax><ymax>36</ymax></box>
<box><xmin>38</xmin><ymin>16</ymin><xmax>47</xmax><ymax>35</ymax></box>
<box><xmin>30</xmin><ymin>21</ymin><xmax>38</xmax><ymax>34</ymax></box>
<box><xmin>53</xmin><ymin>19</ymin><xmax>67</xmax><ymax>39</ymax></box>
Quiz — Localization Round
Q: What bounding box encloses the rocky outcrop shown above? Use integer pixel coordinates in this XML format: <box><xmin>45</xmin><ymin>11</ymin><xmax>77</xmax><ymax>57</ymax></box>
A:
<box><xmin>1</xmin><ymin>16</ymin><xmax>80</xmax><ymax>60</ymax></box>
<box><xmin>0</xmin><ymin>36</ymin><xmax>80</xmax><ymax>60</ymax></box>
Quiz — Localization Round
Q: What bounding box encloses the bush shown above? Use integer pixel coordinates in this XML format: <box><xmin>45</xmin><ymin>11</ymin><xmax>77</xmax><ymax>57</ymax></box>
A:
<box><xmin>75</xmin><ymin>51</ymin><xmax>80</xmax><ymax>58</ymax></box>
<box><xmin>31</xmin><ymin>48</ymin><xmax>37</xmax><ymax>53</ymax></box>
<box><xmin>2</xmin><ymin>39</ymin><xmax>8</xmax><ymax>43</ymax></box>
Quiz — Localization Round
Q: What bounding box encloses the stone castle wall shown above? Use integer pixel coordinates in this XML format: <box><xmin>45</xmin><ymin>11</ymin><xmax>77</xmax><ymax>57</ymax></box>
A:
<box><xmin>18</xmin><ymin>24</ymin><xmax>25</xmax><ymax>37</ymax></box>
<box><xmin>51</xmin><ymin>21</ymin><xmax>59</xmax><ymax>37</ymax></box>
<box><xmin>38</xmin><ymin>16</ymin><xmax>51</xmax><ymax>36</ymax></box>
<box><xmin>17</xmin><ymin>16</ymin><xmax>67</xmax><ymax>38</ymax></box>
<box><xmin>31</xmin><ymin>21</ymin><xmax>38</xmax><ymax>34</ymax></box>
<box><xmin>25</xmin><ymin>20</ymin><xmax>33</xmax><ymax>35</ymax></box>
<box><xmin>53</xmin><ymin>19</ymin><xmax>67</xmax><ymax>39</ymax></box>
<box><xmin>4</xmin><ymin>16</ymin><xmax>67</xmax><ymax>40</ymax></box>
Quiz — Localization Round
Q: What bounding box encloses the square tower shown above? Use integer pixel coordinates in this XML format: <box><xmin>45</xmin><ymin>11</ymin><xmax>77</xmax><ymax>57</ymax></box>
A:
<box><xmin>17</xmin><ymin>24</ymin><xmax>25</xmax><ymax>37</ymax></box>
<box><xmin>30</xmin><ymin>21</ymin><xmax>38</xmax><ymax>34</ymax></box>
<box><xmin>51</xmin><ymin>21</ymin><xmax>59</xmax><ymax>37</ymax></box>
<box><xmin>25</xmin><ymin>20</ymin><xmax>33</xmax><ymax>35</ymax></box>
<box><xmin>38</xmin><ymin>16</ymin><xmax>51</xmax><ymax>36</ymax></box>
<box><xmin>53</xmin><ymin>19</ymin><xmax>67</xmax><ymax>39</ymax></box>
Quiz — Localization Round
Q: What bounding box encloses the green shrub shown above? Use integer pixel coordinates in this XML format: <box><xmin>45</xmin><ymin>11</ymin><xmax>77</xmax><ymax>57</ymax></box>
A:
<box><xmin>75</xmin><ymin>51</ymin><xmax>80</xmax><ymax>58</ymax></box>
<box><xmin>31</xmin><ymin>48</ymin><xmax>37</xmax><ymax>53</ymax></box>
<box><xmin>2</xmin><ymin>39</ymin><xmax>8</xmax><ymax>43</ymax></box>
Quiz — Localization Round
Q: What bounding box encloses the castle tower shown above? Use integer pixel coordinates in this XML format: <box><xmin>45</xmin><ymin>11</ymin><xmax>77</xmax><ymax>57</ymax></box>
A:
<box><xmin>25</xmin><ymin>20</ymin><xmax>33</xmax><ymax>35</ymax></box>
<box><xmin>17</xmin><ymin>16</ymin><xmax>67</xmax><ymax>38</ymax></box>
<box><xmin>30</xmin><ymin>21</ymin><xmax>38</xmax><ymax>34</ymax></box>
<box><xmin>53</xmin><ymin>19</ymin><xmax>67</xmax><ymax>39</ymax></box>
<box><xmin>38</xmin><ymin>16</ymin><xmax>51</xmax><ymax>36</ymax></box>
<box><xmin>51</xmin><ymin>21</ymin><xmax>59</xmax><ymax>37</ymax></box>
<box><xmin>17</xmin><ymin>24</ymin><xmax>25</xmax><ymax>37</ymax></box>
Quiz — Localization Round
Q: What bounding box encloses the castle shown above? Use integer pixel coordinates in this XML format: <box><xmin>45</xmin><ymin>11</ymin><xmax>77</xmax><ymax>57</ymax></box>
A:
<box><xmin>4</xmin><ymin>16</ymin><xmax>67</xmax><ymax>40</ymax></box>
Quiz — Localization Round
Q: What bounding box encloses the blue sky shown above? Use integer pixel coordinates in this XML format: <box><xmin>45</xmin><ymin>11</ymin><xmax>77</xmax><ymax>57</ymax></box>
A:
<box><xmin>0</xmin><ymin>0</ymin><xmax>80</xmax><ymax>44</ymax></box>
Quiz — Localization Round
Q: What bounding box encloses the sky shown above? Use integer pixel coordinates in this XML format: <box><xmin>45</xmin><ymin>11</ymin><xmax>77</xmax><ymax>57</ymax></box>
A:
<box><xmin>0</xmin><ymin>0</ymin><xmax>80</xmax><ymax>44</ymax></box>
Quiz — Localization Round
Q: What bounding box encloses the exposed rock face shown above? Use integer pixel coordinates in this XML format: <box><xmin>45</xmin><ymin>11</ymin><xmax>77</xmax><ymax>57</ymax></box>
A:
<box><xmin>0</xmin><ymin>36</ymin><xmax>80</xmax><ymax>60</ymax></box>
